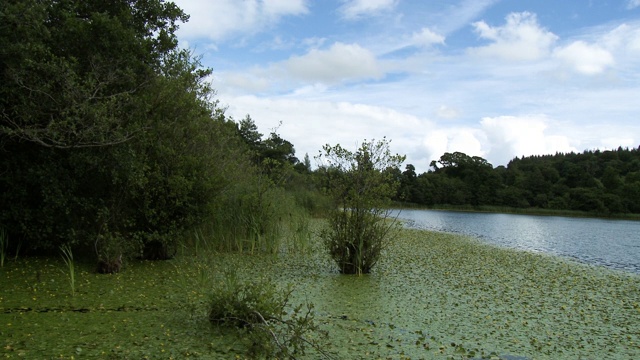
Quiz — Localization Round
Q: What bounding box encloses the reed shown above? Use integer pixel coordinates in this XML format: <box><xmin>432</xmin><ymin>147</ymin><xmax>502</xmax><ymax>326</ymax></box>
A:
<box><xmin>59</xmin><ymin>244</ymin><xmax>76</xmax><ymax>296</ymax></box>
<box><xmin>0</xmin><ymin>229</ymin><xmax>6</xmax><ymax>267</ymax></box>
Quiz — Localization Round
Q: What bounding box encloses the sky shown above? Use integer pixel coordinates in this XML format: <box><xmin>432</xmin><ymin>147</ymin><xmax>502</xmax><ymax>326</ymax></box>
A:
<box><xmin>171</xmin><ymin>0</ymin><xmax>640</xmax><ymax>172</ymax></box>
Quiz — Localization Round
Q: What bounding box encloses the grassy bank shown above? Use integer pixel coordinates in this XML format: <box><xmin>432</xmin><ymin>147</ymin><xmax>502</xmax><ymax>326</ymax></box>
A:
<box><xmin>1</xmin><ymin>221</ymin><xmax>639</xmax><ymax>359</ymax></box>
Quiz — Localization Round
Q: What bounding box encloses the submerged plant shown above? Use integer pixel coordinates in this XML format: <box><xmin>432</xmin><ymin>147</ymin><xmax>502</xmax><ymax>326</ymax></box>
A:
<box><xmin>59</xmin><ymin>244</ymin><xmax>75</xmax><ymax>296</ymax></box>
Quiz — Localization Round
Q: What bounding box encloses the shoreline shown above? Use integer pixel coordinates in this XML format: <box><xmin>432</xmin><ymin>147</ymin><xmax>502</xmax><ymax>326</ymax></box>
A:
<box><xmin>392</xmin><ymin>203</ymin><xmax>640</xmax><ymax>221</ymax></box>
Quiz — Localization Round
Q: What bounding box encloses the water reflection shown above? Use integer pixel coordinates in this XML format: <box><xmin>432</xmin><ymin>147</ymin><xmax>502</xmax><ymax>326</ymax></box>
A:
<box><xmin>395</xmin><ymin>209</ymin><xmax>640</xmax><ymax>274</ymax></box>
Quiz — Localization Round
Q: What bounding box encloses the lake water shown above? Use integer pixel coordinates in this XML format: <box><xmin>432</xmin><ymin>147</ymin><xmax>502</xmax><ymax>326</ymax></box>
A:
<box><xmin>395</xmin><ymin>209</ymin><xmax>640</xmax><ymax>274</ymax></box>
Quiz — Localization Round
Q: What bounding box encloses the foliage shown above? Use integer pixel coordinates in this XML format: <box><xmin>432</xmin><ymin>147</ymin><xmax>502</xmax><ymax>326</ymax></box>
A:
<box><xmin>236</xmin><ymin>116</ymin><xmax>298</xmax><ymax>170</ymax></box>
<box><xmin>0</xmin><ymin>228</ymin><xmax>7</xmax><ymax>267</ymax></box>
<box><xmin>0</xmin><ymin>0</ymin><xmax>255</xmax><ymax>260</ymax></box>
<box><xmin>203</xmin><ymin>177</ymin><xmax>314</xmax><ymax>254</ymax></box>
<box><xmin>397</xmin><ymin>147</ymin><xmax>640</xmax><ymax>215</ymax></box>
<box><xmin>208</xmin><ymin>273</ymin><xmax>323</xmax><ymax>359</ymax></box>
<box><xmin>316</xmin><ymin>138</ymin><xmax>405</xmax><ymax>274</ymax></box>
<box><xmin>58</xmin><ymin>244</ymin><xmax>75</xmax><ymax>296</ymax></box>
<box><xmin>1</xmin><ymin>221</ymin><xmax>638</xmax><ymax>358</ymax></box>
<box><xmin>0</xmin><ymin>0</ymin><xmax>187</xmax><ymax>148</ymax></box>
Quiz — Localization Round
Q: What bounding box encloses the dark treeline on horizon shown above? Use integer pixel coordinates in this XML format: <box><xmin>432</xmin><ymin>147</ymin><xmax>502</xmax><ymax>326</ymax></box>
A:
<box><xmin>394</xmin><ymin>147</ymin><xmax>640</xmax><ymax>215</ymax></box>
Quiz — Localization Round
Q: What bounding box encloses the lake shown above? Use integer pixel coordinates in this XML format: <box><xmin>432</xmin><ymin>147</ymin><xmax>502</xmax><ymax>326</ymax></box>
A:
<box><xmin>395</xmin><ymin>209</ymin><xmax>640</xmax><ymax>274</ymax></box>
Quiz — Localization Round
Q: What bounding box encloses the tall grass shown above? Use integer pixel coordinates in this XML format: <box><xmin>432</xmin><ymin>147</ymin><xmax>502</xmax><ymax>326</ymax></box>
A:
<box><xmin>59</xmin><ymin>244</ymin><xmax>76</xmax><ymax>296</ymax></box>
<box><xmin>0</xmin><ymin>229</ymin><xmax>7</xmax><ymax>267</ymax></box>
<box><xmin>285</xmin><ymin>212</ymin><xmax>312</xmax><ymax>254</ymax></box>
<box><xmin>202</xmin><ymin>184</ymin><xmax>313</xmax><ymax>254</ymax></box>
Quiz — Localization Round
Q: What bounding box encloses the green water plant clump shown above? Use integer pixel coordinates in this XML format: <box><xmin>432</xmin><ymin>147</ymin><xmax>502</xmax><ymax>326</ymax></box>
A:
<box><xmin>316</xmin><ymin>138</ymin><xmax>405</xmax><ymax>274</ymax></box>
<box><xmin>208</xmin><ymin>273</ymin><xmax>325</xmax><ymax>358</ymax></box>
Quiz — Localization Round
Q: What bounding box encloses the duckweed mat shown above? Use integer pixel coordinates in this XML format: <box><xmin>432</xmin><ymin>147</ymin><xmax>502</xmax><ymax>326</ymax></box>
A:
<box><xmin>2</xmin><ymin>223</ymin><xmax>639</xmax><ymax>359</ymax></box>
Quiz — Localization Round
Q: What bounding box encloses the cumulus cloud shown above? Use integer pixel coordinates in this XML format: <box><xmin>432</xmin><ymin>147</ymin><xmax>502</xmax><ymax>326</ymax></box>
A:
<box><xmin>628</xmin><ymin>0</ymin><xmax>640</xmax><ymax>9</ymax></box>
<box><xmin>436</xmin><ymin>105</ymin><xmax>460</xmax><ymax>119</ymax></box>
<box><xmin>601</xmin><ymin>23</ymin><xmax>640</xmax><ymax>54</ymax></box>
<box><xmin>481</xmin><ymin>115</ymin><xmax>576</xmax><ymax>165</ymax></box>
<box><xmin>283</xmin><ymin>42</ymin><xmax>383</xmax><ymax>83</ymax></box>
<box><xmin>422</xmin><ymin>129</ymin><xmax>485</xmax><ymax>166</ymax></box>
<box><xmin>339</xmin><ymin>0</ymin><xmax>398</xmax><ymax>19</ymax></box>
<box><xmin>173</xmin><ymin>0</ymin><xmax>308</xmax><ymax>41</ymax></box>
<box><xmin>553</xmin><ymin>41</ymin><xmax>615</xmax><ymax>75</ymax></box>
<box><xmin>220</xmin><ymin>73</ymin><xmax>271</xmax><ymax>93</ymax></box>
<box><xmin>221</xmin><ymin>95</ymin><xmax>427</xmax><ymax>167</ymax></box>
<box><xmin>411</xmin><ymin>28</ymin><xmax>446</xmax><ymax>47</ymax></box>
<box><xmin>469</xmin><ymin>12</ymin><xmax>558</xmax><ymax>61</ymax></box>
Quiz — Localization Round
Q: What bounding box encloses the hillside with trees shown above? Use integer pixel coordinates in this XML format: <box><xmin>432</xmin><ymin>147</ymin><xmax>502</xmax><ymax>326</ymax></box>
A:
<box><xmin>395</xmin><ymin>148</ymin><xmax>640</xmax><ymax>216</ymax></box>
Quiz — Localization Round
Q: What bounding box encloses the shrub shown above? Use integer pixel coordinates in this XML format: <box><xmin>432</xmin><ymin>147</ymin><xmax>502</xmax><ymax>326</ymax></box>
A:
<box><xmin>322</xmin><ymin>208</ymin><xmax>400</xmax><ymax>274</ymax></box>
<box><xmin>208</xmin><ymin>273</ymin><xmax>324</xmax><ymax>358</ymax></box>
<box><xmin>316</xmin><ymin>138</ymin><xmax>405</xmax><ymax>274</ymax></box>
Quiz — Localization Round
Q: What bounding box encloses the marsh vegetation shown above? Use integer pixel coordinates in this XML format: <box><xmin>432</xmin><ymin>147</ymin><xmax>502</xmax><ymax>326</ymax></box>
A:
<box><xmin>2</xmin><ymin>221</ymin><xmax>639</xmax><ymax>359</ymax></box>
<box><xmin>2</xmin><ymin>1</ymin><xmax>639</xmax><ymax>359</ymax></box>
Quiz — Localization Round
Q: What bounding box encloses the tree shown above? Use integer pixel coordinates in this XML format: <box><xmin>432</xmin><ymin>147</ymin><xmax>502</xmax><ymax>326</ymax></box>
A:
<box><xmin>0</xmin><ymin>0</ymin><xmax>253</xmax><ymax>263</ymax></box>
<box><xmin>0</xmin><ymin>0</ymin><xmax>188</xmax><ymax>148</ymax></box>
<box><xmin>237</xmin><ymin>115</ymin><xmax>263</xmax><ymax>152</ymax></box>
<box><xmin>316</xmin><ymin>138</ymin><xmax>405</xmax><ymax>274</ymax></box>
<box><xmin>397</xmin><ymin>164</ymin><xmax>423</xmax><ymax>203</ymax></box>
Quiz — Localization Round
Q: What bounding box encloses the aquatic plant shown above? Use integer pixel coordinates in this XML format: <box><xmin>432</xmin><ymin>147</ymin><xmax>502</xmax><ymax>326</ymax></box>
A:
<box><xmin>316</xmin><ymin>138</ymin><xmax>405</xmax><ymax>274</ymax></box>
<box><xmin>2</xmin><ymin>220</ymin><xmax>638</xmax><ymax>358</ymax></box>
<box><xmin>0</xmin><ymin>228</ymin><xmax>7</xmax><ymax>267</ymax></box>
<box><xmin>208</xmin><ymin>272</ymin><xmax>326</xmax><ymax>358</ymax></box>
<box><xmin>59</xmin><ymin>244</ymin><xmax>75</xmax><ymax>296</ymax></box>
<box><xmin>322</xmin><ymin>208</ymin><xmax>400</xmax><ymax>274</ymax></box>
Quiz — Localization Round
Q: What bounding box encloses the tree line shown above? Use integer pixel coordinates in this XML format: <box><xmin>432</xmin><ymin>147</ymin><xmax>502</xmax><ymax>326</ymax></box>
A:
<box><xmin>0</xmin><ymin>0</ymin><xmax>323</xmax><ymax>265</ymax></box>
<box><xmin>395</xmin><ymin>148</ymin><xmax>640</xmax><ymax>215</ymax></box>
<box><xmin>2</xmin><ymin>0</ymin><xmax>636</xmax><ymax>269</ymax></box>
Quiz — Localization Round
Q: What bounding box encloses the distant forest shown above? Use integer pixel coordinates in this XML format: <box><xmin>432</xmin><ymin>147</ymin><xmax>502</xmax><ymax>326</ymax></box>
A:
<box><xmin>394</xmin><ymin>147</ymin><xmax>640</xmax><ymax>215</ymax></box>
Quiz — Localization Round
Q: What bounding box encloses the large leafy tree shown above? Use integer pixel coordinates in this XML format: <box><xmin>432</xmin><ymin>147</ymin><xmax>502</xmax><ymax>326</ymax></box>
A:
<box><xmin>1</xmin><ymin>0</ymin><xmax>187</xmax><ymax>148</ymax></box>
<box><xmin>316</xmin><ymin>138</ymin><xmax>405</xmax><ymax>274</ymax></box>
<box><xmin>0</xmin><ymin>0</ymin><xmax>247</xmax><ymax>260</ymax></box>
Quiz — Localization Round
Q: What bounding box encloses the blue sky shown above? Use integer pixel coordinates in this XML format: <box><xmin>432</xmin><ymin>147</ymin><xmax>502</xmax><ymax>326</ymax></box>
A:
<box><xmin>172</xmin><ymin>0</ymin><xmax>640</xmax><ymax>171</ymax></box>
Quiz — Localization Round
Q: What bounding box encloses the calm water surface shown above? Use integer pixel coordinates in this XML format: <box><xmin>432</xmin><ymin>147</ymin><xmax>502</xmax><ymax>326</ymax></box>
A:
<box><xmin>396</xmin><ymin>209</ymin><xmax>640</xmax><ymax>274</ymax></box>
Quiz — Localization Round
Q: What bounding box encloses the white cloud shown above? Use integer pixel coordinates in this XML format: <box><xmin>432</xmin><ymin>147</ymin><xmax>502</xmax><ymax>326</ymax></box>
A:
<box><xmin>422</xmin><ymin>129</ymin><xmax>485</xmax><ymax>166</ymax></box>
<box><xmin>301</xmin><ymin>37</ymin><xmax>327</xmax><ymax>50</ymax></box>
<box><xmin>173</xmin><ymin>0</ymin><xmax>308</xmax><ymax>41</ymax></box>
<box><xmin>601</xmin><ymin>23</ymin><xmax>640</xmax><ymax>54</ymax></box>
<box><xmin>220</xmin><ymin>94</ymin><xmax>430</xmax><ymax>167</ymax></box>
<box><xmin>436</xmin><ymin>0</ymin><xmax>502</xmax><ymax>35</ymax></box>
<box><xmin>553</xmin><ymin>41</ymin><xmax>615</xmax><ymax>75</ymax></box>
<box><xmin>263</xmin><ymin>0</ymin><xmax>308</xmax><ymax>17</ymax></box>
<box><xmin>283</xmin><ymin>42</ymin><xmax>383</xmax><ymax>83</ymax></box>
<box><xmin>411</xmin><ymin>28</ymin><xmax>446</xmax><ymax>47</ymax></box>
<box><xmin>448</xmin><ymin>129</ymin><xmax>485</xmax><ymax>156</ymax></box>
<box><xmin>627</xmin><ymin>0</ymin><xmax>640</xmax><ymax>9</ymax></box>
<box><xmin>481</xmin><ymin>115</ymin><xmax>576</xmax><ymax>165</ymax></box>
<box><xmin>436</xmin><ymin>105</ymin><xmax>460</xmax><ymax>119</ymax></box>
<box><xmin>422</xmin><ymin>130</ymin><xmax>450</xmax><ymax>164</ymax></box>
<box><xmin>220</xmin><ymin>73</ymin><xmax>271</xmax><ymax>93</ymax></box>
<box><xmin>340</xmin><ymin>0</ymin><xmax>398</xmax><ymax>20</ymax></box>
<box><xmin>469</xmin><ymin>12</ymin><xmax>558</xmax><ymax>61</ymax></box>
